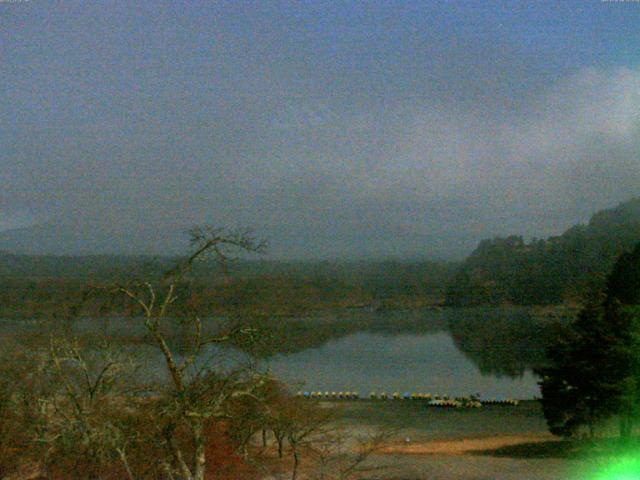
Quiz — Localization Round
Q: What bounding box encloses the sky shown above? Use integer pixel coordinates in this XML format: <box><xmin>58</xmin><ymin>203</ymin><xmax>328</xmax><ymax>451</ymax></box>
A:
<box><xmin>2</xmin><ymin>0</ymin><xmax>640</xmax><ymax>259</ymax></box>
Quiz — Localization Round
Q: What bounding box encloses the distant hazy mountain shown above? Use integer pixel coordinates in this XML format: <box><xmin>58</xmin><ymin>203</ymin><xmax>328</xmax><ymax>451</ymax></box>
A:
<box><xmin>445</xmin><ymin>197</ymin><xmax>640</xmax><ymax>306</ymax></box>
<box><xmin>0</xmin><ymin>220</ymin><xmax>191</xmax><ymax>256</ymax></box>
<box><xmin>0</xmin><ymin>216</ymin><xmax>475</xmax><ymax>260</ymax></box>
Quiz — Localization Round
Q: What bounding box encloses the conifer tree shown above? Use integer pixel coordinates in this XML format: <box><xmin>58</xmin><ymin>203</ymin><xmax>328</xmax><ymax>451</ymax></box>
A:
<box><xmin>538</xmin><ymin>241</ymin><xmax>640</xmax><ymax>438</ymax></box>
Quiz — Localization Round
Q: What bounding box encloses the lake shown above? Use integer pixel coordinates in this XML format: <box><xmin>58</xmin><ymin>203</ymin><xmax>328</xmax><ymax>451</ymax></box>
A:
<box><xmin>1</xmin><ymin>307</ymin><xmax>569</xmax><ymax>400</ymax></box>
<box><xmin>262</xmin><ymin>307</ymin><xmax>568</xmax><ymax>400</ymax></box>
<box><xmin>267</xmin><ymin>331</ymin><xmax>540</xmax><ymax>399</ymax></box>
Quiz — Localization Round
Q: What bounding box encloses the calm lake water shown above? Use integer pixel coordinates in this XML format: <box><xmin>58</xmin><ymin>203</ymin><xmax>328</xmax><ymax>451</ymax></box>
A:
<box><xmin>255</xmin><ymin>308</ymin><xmax>567</xmax><ymax>399</ymax></box>
<box><xmin>267</xmin><ymin>331</ymin><xmax>540</xmax><ymax>399</ymax></box>
<box><xmin>262</xmin><ymin>307</ymin><xmax>567</xmax><ymax>400</ymax></box>
<box><xmin>2</xmin><ymin>307</ymin><xmax>569</xmax><ymax>400</ymax></box>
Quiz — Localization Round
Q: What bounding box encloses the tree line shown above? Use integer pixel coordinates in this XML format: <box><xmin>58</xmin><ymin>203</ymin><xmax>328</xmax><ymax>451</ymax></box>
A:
<box><xmin>446</xmin><ymin>197</ymin><xmax>640</xmax><ymax>306</ymax></box>
<box><xmin>0</xmin><ymin>253</ymin><xmax>456</xmax><ymax>320</ymax></box>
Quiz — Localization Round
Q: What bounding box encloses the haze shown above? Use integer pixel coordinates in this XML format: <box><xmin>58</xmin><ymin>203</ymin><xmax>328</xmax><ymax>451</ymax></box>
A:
<box><xmin>2</xmin><ymin>1</ymin><xmax>640</xmax><ymax>259</ymax></box>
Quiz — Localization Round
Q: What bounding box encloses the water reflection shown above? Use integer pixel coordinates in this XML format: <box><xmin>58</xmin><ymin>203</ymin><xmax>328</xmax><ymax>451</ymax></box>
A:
<box><xmin>266</xmin><ymin>331</ymin><xmax>543</xmax><ymax>399</ymax></box>
<box><xmin>446</xmin><ymin>308</ymin><xmax>567</xmax><ymax>377</ymax></box>
<box><xmin>259</xmin><ymin>307</ymin><xmax>567</xmax><ymax>374</ymax></box>
<box><xmin>260</xmin><ymin>307</ymin><xmax>570</xmax><ymax>399</ymax></box>
<box><xmin>0</xmin><ymin>307</ymin><xmax>570</xmax><ymax>399</ymax></box>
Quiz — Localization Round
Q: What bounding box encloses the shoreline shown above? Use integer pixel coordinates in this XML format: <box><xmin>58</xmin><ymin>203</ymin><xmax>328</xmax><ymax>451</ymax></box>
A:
<box><xmin>379</xmin><ymin>433</ymin><xmax>557</xmax><ymax>456</ymax></box>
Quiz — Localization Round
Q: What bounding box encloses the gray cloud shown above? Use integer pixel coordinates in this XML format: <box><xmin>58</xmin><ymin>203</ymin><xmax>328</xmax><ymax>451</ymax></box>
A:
<box><xmin>1</xmin><ymin>3</ymin><xmax>639</xmax><ymax>258</ymax></box>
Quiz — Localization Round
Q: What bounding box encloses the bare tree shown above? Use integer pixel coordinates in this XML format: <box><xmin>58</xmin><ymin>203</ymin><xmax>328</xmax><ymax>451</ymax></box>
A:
<box><xmin>313</xmin><ymin>428</ymin><xmax>394</xmax><ymax>480</ymax></box>
<box><xmin>0</xmin><ymin>338</ymin><xmax>44</xmax><ymax>479</ymax></box>
<box><xmin>36</xmin><ymin>337</ymin><xmax>150</xmax><ymax>479</ymax></box>
<box><xmin>99</xmin><ymin>226</ymin><xmax>268</xmax><ymax>480</ymax></box>
<box><xmin>262</xmin><ymin>394</ymin><xmax>392</xmax><ymax>480</ymax></box>
<box><xmin>261</xmin><ymin>394</ymin><xmax>332</xmax><ymax>480</ymax></box>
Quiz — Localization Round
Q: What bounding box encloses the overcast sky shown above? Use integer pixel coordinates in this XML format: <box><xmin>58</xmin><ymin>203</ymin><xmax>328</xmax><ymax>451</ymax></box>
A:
<box><xmin>2</xmin><ymin>1</ymin><xmax>640</xmax><ymax>259</ymax></box>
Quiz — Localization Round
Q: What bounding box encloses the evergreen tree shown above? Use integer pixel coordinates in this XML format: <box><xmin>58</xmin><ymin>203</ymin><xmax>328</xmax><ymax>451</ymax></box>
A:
<box><xmin>537</xmin><ymin>299</ymin><xmax>623</xmax><ymax>437</ymax></box>
<box><xmin>537</xmin><ymin>241</ymin><xmax>640</xmax><ymax>438</ymax></box>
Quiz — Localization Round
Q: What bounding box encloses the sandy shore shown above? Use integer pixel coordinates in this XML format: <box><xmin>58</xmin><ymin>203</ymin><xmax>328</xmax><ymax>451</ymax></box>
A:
<box><xmin>380</xmin><ymin>433</ymin><xmax>557</xmax><ymax>455</ymax></box>
<box><xmin>328</xmin><ymin>401</ymin><xmax>591</xmax><ymax>479</ymax></box>
<box><xmin>362</xmin><ymin>434</ymin><xmax>591</xmax><ymax>480</ymax></box>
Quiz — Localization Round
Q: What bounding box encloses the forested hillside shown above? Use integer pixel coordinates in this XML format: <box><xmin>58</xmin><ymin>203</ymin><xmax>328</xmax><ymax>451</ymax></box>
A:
<box><xmin>0</xmin><ymin>253</ymin><xmax>457</xmax><ymax>318</ymax></box>
<box><xmin>445</xmin><ymin>197</ymin><xmax>640</xmax><ymax>306</ymax></box>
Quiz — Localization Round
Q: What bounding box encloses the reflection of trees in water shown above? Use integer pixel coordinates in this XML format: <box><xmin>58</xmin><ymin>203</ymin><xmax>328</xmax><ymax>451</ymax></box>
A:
<box><xmin>259</xmin><ymin>307</ymin><xmax>572</xmax><ymax>380</ymax></box>
<box><xmin>255</xmin><ymin>308</ymin><xmax>449</xmax><ymax>357</ymax></box>
<box><xmin>446</xmin><ymin>308</ymin><xmax>570</xmax><ymax>378</ymax></box>
<box><xmin>6</xmin><ymin>309</ymin><xmax>447</xmax><ymax>358</ymax></box>
<box><xmin>221</xmin><ymin>307</ymin><xmax>571</xmax><ymax>379</ymax></box>
<box><xmin>6</xmin><ymin>307</ymin><xmax>573</xmax><ymax>380</ymax></box>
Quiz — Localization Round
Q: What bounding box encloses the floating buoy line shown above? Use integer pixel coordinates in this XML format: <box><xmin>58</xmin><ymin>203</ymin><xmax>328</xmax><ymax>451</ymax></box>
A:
<box><xmin>295</xmin><ymin>391</ymin><xmax>519</xmax><ymax>408</ymax></box>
